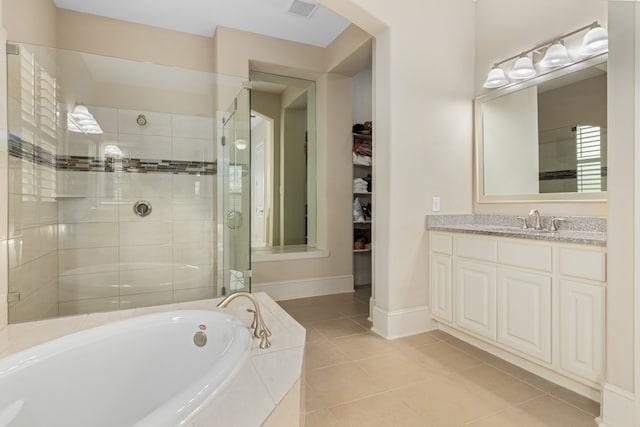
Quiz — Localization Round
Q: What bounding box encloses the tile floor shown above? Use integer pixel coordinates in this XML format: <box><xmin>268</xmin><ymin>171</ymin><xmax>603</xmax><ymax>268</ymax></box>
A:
<box><xmin>277</xmin><ymin>286</ymin><xmax>600</xmax><ymax>427</ymax></box>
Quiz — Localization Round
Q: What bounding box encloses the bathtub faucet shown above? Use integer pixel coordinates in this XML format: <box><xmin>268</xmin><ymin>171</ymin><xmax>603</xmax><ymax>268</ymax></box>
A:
<box><xmin>217</xmin><ymin>292</ymin><xmax>272</xmax><ymax>349</ymax></box>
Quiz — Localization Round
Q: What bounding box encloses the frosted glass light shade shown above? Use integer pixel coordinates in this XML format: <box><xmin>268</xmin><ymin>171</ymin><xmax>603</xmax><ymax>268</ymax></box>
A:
<box><xmin>508</xmin><ymin>56</ymin><xmax>537</xmax><ymax>79</ymax></box>
<box><xmin>483</xmin><ymin>67</ymin><xmax>509</xmax><ymax>88</ymax></box>
<box><xmin>540</xmin><ymin>43</ymin><xmax>571</xmax><ymax>68</ymax></box>
<box><xmin>68</xmin><ymin>105</ymin><xmax>103</xmax><ymax>134</ymax></box>
<box><xmin>581</xmin><ymin>26</ymin><xmax>608</xmax><ymax>55</ymax></box>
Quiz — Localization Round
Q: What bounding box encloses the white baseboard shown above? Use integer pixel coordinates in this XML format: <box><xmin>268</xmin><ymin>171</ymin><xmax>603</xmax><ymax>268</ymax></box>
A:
<box><xmin>597</xmin><ymin>383</ymin><xmax>635</xmax><ymax>427</ymax></box>
<box><xmin>252</xmin><ymin>275</ymin><xmax>353</xmax><ymax>301</ymax></box>
<box><xmin>370</xmin><ymin>304</ymin><xmax>437</xmax><ymax>339</ymax></box>
<box><xmin>439</xmin><ymin>324</ymin><xmax>601</xmax><ymax>401</ymax></box>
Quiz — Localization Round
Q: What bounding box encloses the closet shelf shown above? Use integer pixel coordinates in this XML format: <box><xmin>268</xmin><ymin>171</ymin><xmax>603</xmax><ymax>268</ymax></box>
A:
<box><xmin>353</xmin><ymin>249</ymin><xmax>372</xmax><ymax>254</ymax></box>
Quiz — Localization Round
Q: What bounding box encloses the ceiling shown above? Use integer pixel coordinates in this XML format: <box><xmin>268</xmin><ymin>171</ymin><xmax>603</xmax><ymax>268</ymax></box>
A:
<box><xmin>53</xmin><ymin>0</ymin><xmax>351</xmax><ymax>48</ymax></box>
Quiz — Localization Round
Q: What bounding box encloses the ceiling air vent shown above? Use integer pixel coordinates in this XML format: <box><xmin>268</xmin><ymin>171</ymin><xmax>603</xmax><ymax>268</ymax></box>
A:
<box><xmin>288</xmin><ymin>0</ymin><xmax>319</xmax><ymax>18</ymax></box>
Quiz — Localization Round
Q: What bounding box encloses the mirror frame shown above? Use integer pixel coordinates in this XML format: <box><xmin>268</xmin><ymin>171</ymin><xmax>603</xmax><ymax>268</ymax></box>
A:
<box><xmin>475</xmin><ymin>52</ymin><xmax>608</xmax><ymax>204</ymax></box>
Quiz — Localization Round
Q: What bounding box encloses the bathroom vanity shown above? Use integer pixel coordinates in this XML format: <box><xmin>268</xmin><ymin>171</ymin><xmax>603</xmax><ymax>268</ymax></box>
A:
<box><xmin>427</xmin><ymin>215</ymin><xmax>606</xmax><ymax>399</ymax></box>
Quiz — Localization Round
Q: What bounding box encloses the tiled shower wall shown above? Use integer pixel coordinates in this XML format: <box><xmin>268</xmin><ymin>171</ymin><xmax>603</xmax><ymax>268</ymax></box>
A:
<box><xmin>55</xmin><ymin>107</ymin><xmax>216</xmax><ymax>315</ymax></box>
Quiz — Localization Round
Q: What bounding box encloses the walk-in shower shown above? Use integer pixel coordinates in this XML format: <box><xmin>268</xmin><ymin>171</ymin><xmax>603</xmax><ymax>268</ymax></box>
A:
<box><xmin>6</xmin><ymin>42</ymin><xmax>251</xmax><ymax>323</ymax></box>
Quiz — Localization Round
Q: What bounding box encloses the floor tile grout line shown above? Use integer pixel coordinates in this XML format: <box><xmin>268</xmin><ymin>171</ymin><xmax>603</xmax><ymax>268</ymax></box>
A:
<box><xmin>457</xmin><ymin>394</ymin><xmax>546</xmax><ymax>426</ymax></box>
<box><xmin>466</xmin><ymin>356</ymin><xmax>600</xmax><ymax>418</ymax></box>
<box><xmin>544</xmin><ymin>390</ymin><xmax>601</xmax><ymax>418</ymax></box>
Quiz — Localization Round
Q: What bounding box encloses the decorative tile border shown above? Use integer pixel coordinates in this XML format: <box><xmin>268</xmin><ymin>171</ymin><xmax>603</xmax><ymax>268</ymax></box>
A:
<box><xmin>9</xmin><ymin>133</ymin><xmax>217</xmax><ymax>175</ymax></box>
<box><xmin>9</xmin><ymin>134</ymin><xmax>56</xmax><ymax>169</ymax></box>
<box><xmin>539</xmin><ymin>167</ymin><xmax>608</xmax><ymax>181</ymax></box>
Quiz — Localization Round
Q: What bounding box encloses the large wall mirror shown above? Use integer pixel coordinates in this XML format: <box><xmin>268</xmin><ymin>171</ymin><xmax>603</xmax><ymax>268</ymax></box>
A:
<box><xmin>249</xmin><ymin>71</ymin><xmax>316</xmax><ymax>248</ymax></box>
<box><xmin>476</xmin><ymin>54</ymin><xmax>607</xmax><ymax>203</ymax></box>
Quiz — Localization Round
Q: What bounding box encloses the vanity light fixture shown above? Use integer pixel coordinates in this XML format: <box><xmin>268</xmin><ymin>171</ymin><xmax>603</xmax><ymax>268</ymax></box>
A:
<box><xmin>482</xmin><ymin>21</ymin><xmax>608</xmax><ymax>90</ymax></box>
<box><xmin>581</xmin><ymin>24</ymin><xmax>608</xmax><ymax>55</ymax></box>
<box><xmin>508</xmin><ymin>55</ymin><xmax>537</xmax><ymax>80</ymax></box>
<box><xmin>67</xmin><ymin>104</ymin><xmax>103</xmax><ymax>134</ymax></box>
<box><xmin>539</xmin><ymin>42</ymin><xmax>571</xmax><ymax>68</ymax></box>
<box><xmin>483</xmin><ymin>66</ymin><xmax>510</xmax><ymax>88</ymax></box>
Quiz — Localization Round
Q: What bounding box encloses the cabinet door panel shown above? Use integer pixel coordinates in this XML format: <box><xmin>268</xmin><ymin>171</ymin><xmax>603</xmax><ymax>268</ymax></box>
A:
<box><xmin>430</xmin><ymin>254</ymin><xmax>452</xmax><ymax>322</ymax></box>
<box><xmin>497</xmin><ymin>268</ymin><xmax>552</xmax><ymax>363</ymax></box>
<box><xmin>455</xmin><ymin>260</ymin><xmax>496</xmax><ymax>340</ymax></box>
<box><xmin>559</xmin><ymin>279</ymin><xmax>604</xmax><ymax>383</ymax></box>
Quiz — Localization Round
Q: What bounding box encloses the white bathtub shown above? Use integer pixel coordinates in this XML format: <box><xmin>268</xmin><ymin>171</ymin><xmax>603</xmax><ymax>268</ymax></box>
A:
<box><xmin>0</xmin><ymin>310</ymin><xmax>252</xmax><ymax>427</ymax></box>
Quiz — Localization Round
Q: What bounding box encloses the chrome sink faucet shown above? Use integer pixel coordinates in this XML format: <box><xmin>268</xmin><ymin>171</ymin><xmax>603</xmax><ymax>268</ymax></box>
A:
<box><xmin>529</xmin><ymin>209</ymin><xmax>543</xmax><ymax>230</ymax></box>
<box><xmin>217</xmin><ymin>292</ymin><xmax>272</xmax><ymax>349</ymax></box>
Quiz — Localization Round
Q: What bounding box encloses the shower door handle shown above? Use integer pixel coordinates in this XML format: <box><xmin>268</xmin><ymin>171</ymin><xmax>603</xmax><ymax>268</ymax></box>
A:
<box><xmin>227</xmin><ymin>211</ymin><xmax>243</xmax><ymax>229</ymax></box>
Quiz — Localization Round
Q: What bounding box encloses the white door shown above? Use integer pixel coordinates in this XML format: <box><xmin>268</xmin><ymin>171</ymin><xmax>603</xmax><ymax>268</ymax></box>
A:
<box><xmin>497</xmin><ymin>268</ymin><xmax>552</xmax><ymax>363</ymax></box>
<box><xmin>430</xmin><ymin>254</ymin><xmax>453</xmax><ymax>323</ymax></box>
<box><xmin>455</xmin><ymin>260</ymin><xmax>497</xmax><ymax>340</ymax></box>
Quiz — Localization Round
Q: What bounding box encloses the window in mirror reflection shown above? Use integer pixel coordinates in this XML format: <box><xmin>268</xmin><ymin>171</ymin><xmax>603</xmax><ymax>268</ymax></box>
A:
<box><xmin>249</xmin><ymin>71</ymin><xmax>316</xmax><ymax>248</ymax></box>
<box><xmin>537</xmin><ymin>70</ymin><xmax>607</xmax><ymax>194</ymax></box>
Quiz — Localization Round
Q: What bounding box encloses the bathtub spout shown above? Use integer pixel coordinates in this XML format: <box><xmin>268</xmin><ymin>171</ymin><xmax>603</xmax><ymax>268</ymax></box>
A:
<box><xmin>217</xmin><ymin>292</ymin><xmax>272</xmax><ymax>349</ymax></box>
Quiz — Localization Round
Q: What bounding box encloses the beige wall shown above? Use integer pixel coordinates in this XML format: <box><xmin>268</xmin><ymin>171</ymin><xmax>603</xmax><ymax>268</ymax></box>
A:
<box><xmin>214</xmin><ymin>26</ymin><xmax>326</xmax><ymax>79</ymax></box>
<box><xmin>57</xmin><ymin>9</ymin><xmax>215</xmax><ymax>73</ymax></box>
<box><xmin>3</xmin><ymin>0</ymin><xmax>57</xmax><ymax>46</ymax></box>
<box><xmin>215</xmin><ymin>27</ymin><xmax>362</xmax><ymax>285</ymax></box>
<box><xmin>320</xmin><ymin>0</ymin><xmax>475</xmax><ymax>336</ymax></box>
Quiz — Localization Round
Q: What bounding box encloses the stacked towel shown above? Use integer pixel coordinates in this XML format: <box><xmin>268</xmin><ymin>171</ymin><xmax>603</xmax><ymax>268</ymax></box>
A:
<box><xmin>353</xmin><ymin>178</ymin><xmax>369</xmax><ymax>193</ymax></box>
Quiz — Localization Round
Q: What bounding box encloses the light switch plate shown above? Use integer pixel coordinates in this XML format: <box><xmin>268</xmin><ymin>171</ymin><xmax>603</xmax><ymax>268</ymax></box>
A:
<box><xmin>432</xmin><ymin>197</ymin><xmax>441</xmax><ymax>212</ymax></box>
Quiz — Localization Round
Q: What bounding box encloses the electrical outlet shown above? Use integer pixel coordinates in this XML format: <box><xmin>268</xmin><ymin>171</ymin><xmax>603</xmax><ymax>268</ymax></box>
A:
<box><xmin>432</xmin><ymin>197</ymin><xmax>441</xmax><ymax>212</ymax></box>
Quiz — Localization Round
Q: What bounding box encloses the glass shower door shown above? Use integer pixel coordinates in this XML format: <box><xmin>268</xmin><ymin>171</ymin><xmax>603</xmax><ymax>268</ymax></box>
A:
<box><xmin>219</xmin><ymin>88</ymin><xmax>251</xmax><ymax>295</ymax></box>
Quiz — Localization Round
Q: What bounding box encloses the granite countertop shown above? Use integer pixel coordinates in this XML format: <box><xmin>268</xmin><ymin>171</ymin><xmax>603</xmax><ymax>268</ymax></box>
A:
<box><xmin>426</xmin><ymin>214</ymin><xmax>606</xmax><ymax>246</ymax></box>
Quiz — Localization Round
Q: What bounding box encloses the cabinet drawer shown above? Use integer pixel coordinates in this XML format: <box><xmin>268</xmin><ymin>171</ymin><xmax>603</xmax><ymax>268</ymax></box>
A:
<box><xmin>559</xmin><ymin>247</ymin><xmax>606</xmax><ymax>282</ymax></box>
<box><xmin>431</xmin><ymin>233</ymin><xmax>453</xmax><ymax>255</ymax></box>
<box><xmin>498</xmin><ymin>241</ymin><xmax>552</xmax><ymax>272</ymax></box>
<box><xmin>456</xmin><ymin>236</ymin><xmax>497</xmax><ymax>262</ymax></box>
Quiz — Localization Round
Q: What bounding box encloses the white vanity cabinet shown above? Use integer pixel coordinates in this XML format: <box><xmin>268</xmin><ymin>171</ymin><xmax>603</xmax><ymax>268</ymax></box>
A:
<box><xmin>429</xmin><ymin>233</ymin><xmax>454</xmax><ymax>322</ymax></box>
<box><xmin>557</xmin><ymin>246</ymin><xmax>606</xmax><ymax>384</ymax></box>
<box><xmin>429</xmin><ymin>231</ymin><xmax>606</xmax><ymax>393</ymax></box>
<box><xmin>455</xmin><ymin>259</ymin><xmax>496</xmax><ymax>340</ymax></box>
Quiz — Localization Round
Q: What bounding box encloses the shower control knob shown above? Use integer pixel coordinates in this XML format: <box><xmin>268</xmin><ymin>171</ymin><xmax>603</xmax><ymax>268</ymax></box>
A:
<box><xmin>133</xmin><ymin>200</ymin><xmax>152</xmax><ymax>217</ymax></box>
<box><xmin>136</xmin><ymin>114</ymin><xmax>147</xmax><ymax>126</ymax></box>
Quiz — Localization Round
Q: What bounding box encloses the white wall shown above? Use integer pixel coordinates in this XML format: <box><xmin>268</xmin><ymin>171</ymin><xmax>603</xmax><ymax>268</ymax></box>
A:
<box><xmin>602</xmin><ymin>3</ymin><xmax>639</xmax><ymax>425</ymax></box>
